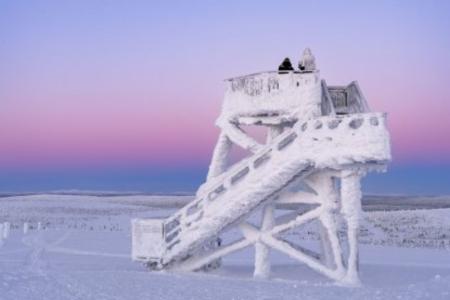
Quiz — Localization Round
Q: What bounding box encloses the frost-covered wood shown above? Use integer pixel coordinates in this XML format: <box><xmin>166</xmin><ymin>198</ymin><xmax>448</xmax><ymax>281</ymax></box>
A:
<box><xmin>327</xmin><ymin>81</ymin><xmax>370</xmax><ymax>115</ymax></box>
<box><xmin>132</xmin><ymin>48</ymin><xmax>391</xmax><ymax>285</ymax></box>
<box><xmin>340</xmin><ymin>170</ymin><xmax>364</xmax><ymax>285</ymax></box>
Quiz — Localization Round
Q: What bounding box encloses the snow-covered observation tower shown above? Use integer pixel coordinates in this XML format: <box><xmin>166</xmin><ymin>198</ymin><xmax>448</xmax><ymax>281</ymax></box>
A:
<box><xmin>132</xmin><ymin>48</ymin><xmax>391</xmax><ymax>285</ymax></box>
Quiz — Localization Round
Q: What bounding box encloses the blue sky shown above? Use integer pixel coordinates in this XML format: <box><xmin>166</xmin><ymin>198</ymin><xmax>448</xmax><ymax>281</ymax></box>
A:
<box><xmin>1</xmin><ymin>0</ymin><xmax>449</xmax><ymax>194</ymax></box>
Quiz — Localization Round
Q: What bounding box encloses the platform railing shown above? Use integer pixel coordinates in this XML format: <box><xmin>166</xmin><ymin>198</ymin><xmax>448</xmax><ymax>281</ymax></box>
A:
<box><xmin>227</xmin><ymin>71</ymin><xmax>319</xmax><ymax>96</ymax></box>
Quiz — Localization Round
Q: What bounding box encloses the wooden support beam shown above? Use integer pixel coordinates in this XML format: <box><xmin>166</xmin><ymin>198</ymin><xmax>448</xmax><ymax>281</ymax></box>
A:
<box><xmin>270</xmin><ymin>206</ymin><xmax>323</xmax><ymax>235</ymax></box>
<box><xmin>173</xmin><ymin>238</ymin><xmax>253</xmax><ymax>272</ymax></box>
<box><xmin>261</xmin><ymin>235</ymin><xmax>344</xmax><ymax>281</ymax></box>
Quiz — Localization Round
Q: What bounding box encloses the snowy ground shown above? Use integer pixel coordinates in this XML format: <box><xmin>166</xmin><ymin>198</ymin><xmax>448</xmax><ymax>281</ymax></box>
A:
<box><xmin>0</xmin><ymin>194</ymin><xmax>449</xmax><ymax>299</ymax></box>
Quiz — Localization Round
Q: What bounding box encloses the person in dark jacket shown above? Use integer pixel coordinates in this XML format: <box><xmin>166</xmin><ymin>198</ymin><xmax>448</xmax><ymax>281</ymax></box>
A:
<box><xmin>278</xmin><ymin>57</ymin><xmax>294</xmax><ymax>74</ymax></box>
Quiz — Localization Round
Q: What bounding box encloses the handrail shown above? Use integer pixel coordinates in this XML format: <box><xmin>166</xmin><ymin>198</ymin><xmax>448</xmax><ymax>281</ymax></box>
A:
<box><xmin>163</xmin><ymin>124</ymin><xmax>299</xmax><ymax>239</ymax></box>
<box><xmin>320</xmin><ymin>79</ymin><xmax>336</xmax><ymax>117</ymax></box>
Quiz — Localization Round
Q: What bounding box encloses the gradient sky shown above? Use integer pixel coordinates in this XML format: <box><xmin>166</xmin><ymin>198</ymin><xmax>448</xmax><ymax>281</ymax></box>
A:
<box><xmin>1</xmin><ymin>0</ymin><xmax>449</xmax><ymax>194</ymax></box>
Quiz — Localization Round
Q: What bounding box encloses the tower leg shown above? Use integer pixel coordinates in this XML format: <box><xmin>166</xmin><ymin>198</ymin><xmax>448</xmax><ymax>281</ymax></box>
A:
<box><xmin>309</xmin><ymin>171</ymin><xmax>344</xmax><ymax>272</ymax></box>
<box><xmin>321</xmin><ymin>210</ymin><xmax>345</xmax><ymax>276</ymax></box>
<box><xmin>253</xmin><ymin>125</ymin><xmax>283</xmax><ymax>279</ymax></box>
<box><xmin>254</xmin><ymin>204</ymin><xmax>274</xmax><ymax>279</ymax></box>
<box><xmin>207</xmin><ymin>133</ymin><xmax>232</xmax><ymax>180</ymax></box>
<box><xmin>340</xmin><ymin>169</ymin><xmax>363</xmax><ymax>285</ymax></box>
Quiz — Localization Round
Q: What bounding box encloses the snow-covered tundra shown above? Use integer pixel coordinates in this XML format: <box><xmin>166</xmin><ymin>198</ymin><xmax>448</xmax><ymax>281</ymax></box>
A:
<box><xmin>0</xmin><ymin>193</ymin><xmax>449</xmax><ymax>300</ymax></box>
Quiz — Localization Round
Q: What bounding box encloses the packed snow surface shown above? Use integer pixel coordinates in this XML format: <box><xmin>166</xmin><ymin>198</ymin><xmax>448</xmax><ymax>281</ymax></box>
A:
<box><xmin>0</xmin><ymin>194</ymin><xmax>449</xmax><ymax>299</ymax></box>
